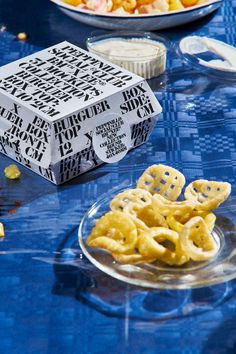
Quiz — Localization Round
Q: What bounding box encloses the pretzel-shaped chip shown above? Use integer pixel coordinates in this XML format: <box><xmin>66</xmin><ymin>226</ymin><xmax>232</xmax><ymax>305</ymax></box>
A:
<box><xmin>184</xmin><ymin>180</ymin><xmax>231</xmax><ymax>211</ymax></box>
<box><xmin>159</xmin><ymin>244</ymin><xmax>189</xmax><ymax>266</ymax></box>
<box><xmin>87</xmin><ymin>211</ymin><xmax>137</xmax><ymax>254</ymax></box>
<box><xmin>166</xmin><ymin>213</ymin><xmax>184</xmax><ymax>234</ymax></box>
<box><xmin>180</xmin><ymin>216</ymin><xmax>218</xmax><ymax>261</ymax></box>
<box><xmin>136</xmin><ymin>205</ymin><xmax>168</xmax><ymax>228</ymax></box>
<box><xmin>124</xmin><ymin>203</ymin><xmax>168</xmax><ymax>231</ymax></box>
<box><xmin>138</xmin><ymin>227</ymin><xmax>173</xmax><ymax>258</ymax></box>
<box><xmin>183</xmin><ymin>209</ymin><xmax>208</xmax><ymax>221</ymax></box>
<box><xmin>152</xmin><ymin>194</ymin><xmax>195</xmax><ymax>217</ymax></box>
<box><xmin>167</xmin><ymin>211</ymin><xmax>216</xmax><ymax>233</ymax></box>
<box><xmin>137</xmin><ymin>164</ymin><xmax>186</xmax><ymax>201</ymax></box>
<box><xmin>203</xmin><ymin>212</ymin><xmax>216</xmax><ymax>233</ymax></box>
<box><xmin>122</xmin><ymin>204</ymin><xmax>149</xmax><ymax>231</ymax></box>
<box><xmin>112</xmin><ymin>252</ymin><xmax>157</xmax><ymax>264</ymax></box>
<box><xmin>110</xmin><ymin>188</ymin><xmax>152</xmax><ymax>213</ymax></box>
<box><xmin>138</xmin><ymin>227</ymin><xmax>189</xmax><ymax>265</ymax></box>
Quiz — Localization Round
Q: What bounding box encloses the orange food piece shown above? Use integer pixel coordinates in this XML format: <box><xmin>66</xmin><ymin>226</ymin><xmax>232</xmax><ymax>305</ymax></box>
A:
<box><xmin>181</xmin><ymin>0</ymin><xmax>198</xmax><ymax>7</ymax></box>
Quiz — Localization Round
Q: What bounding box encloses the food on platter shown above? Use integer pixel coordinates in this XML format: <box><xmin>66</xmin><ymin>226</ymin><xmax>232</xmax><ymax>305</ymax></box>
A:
<box><xmin>63</xmin><ymin>0</ymin><xmax>210</xmax><ymax>14</ymax></box>
<box><xmin>86</xmin><ymin>164</ymin><xmax>231</xmax><ymax>266</ymax></box>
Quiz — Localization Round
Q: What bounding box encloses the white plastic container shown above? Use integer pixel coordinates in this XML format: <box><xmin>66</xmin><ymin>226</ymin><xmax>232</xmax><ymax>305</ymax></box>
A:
<box><xmin>87</xmin><ymin>31</ymin><xmax>168</xmax><ymax>79</ymax></box>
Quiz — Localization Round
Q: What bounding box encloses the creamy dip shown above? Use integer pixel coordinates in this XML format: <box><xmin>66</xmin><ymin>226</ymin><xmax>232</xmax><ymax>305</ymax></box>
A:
<box><xmin>201</xmin><ymin>38</ymin><xmax>236</xmax><ymax>71</ymax></box>
<box><xmin>91</xmin><ymin>39</ymin><xmax>165</xmax><ymax>61</ymax></box>
<box><xmin>88</xmin><ymin>38</ymin><xmax>167</xmax><ymax>79</ymax></box>
<box><xmin>179</xmin><ymin>36</ymin><xmax>236</xmax><ymax>72</ymax></box>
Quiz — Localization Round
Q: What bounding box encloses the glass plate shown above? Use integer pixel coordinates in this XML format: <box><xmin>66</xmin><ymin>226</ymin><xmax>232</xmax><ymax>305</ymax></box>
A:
<box><xmin>78</xmin><ymin>184</ymin><xmax>236</xmax><ymax>290</ymax></box>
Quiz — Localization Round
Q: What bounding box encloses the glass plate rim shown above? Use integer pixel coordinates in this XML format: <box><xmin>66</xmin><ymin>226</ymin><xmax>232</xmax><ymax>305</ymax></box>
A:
<box><xmin>78</xmin><ymin>183</ymin><xmax>236</xmax><ymax>290</ymax></box>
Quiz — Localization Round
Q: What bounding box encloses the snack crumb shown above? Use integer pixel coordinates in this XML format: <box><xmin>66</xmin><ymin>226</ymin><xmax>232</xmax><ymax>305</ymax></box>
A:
<box><xmin>8</xmin><ymin>209</ymin><xmax>17</xmax><ymax>214</ymax></box>
<box><xmin>0</xmin><ymin>25</ymin><xmax>7</xmax><ymax>32</ymax></box>
<box><xmin>0</xmin><ymin>223</ymin><xmax>4</xmax><ymax>238</ymax></box>
<box><xmin>17</xmin><ymin>32</ymin><xmax>27</xmax><ymax>41</ymax></box>
<box><xmin>4</xmin><ymin>164</ymin><xmax>21</xmax><ymax>180</ymax></box>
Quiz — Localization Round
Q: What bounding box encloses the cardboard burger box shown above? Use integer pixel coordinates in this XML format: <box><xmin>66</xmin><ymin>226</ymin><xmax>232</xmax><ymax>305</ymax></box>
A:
<box><xmin>0</xmin><ymin>41</ymin><xmax>162</xmax><ymax>184</ymax></box>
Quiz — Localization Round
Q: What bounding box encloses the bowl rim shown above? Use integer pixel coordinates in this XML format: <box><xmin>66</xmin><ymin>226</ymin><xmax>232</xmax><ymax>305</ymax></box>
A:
<box><xmin>86</xmin><ymin>31</ymin><xmax>169</xmax><ymax>60</ymax></box>
<box><xmin>50</xmin><ymin>0</ymin><xmax>221</xmax><ymax>19</ymax></box>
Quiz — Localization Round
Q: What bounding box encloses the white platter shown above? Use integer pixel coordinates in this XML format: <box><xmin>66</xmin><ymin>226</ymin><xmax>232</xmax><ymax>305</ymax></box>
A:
<box><xmin>50</xmin><ymin>0</ymin><xmax>221</xmax><ymax>31</ymax></box>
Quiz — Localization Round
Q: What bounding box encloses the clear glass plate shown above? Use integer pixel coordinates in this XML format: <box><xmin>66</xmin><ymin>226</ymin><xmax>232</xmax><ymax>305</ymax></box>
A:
<box><xmin>78</xmin><ymin>184</ymin><xmax>236</xmax><ymax>290</ymax></box>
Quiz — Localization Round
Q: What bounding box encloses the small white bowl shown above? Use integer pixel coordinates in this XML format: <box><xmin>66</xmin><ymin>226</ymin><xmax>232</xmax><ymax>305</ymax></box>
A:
<box><xmin>86</xmin><ymin>31</ymin><xmax>170</xmax><ymax>79</ymax></box>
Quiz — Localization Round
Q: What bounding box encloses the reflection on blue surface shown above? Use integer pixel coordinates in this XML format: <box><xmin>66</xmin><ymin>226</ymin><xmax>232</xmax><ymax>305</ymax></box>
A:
<box><xmin>1</xmin><ymin>0</ymin><xmax>236</xmax><ymax>353</ymax></box>
<box><xmin>53</xmin><ymin>227</ymin><xmax>236</xmax><ymax>321</ymax></box>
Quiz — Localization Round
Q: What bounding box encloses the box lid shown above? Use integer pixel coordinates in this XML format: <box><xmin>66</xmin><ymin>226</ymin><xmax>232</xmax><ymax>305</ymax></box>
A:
<box><xmin>0</xmin><ymin>41</ymin><xmax>162</xmax><ymax>168</ymax></box>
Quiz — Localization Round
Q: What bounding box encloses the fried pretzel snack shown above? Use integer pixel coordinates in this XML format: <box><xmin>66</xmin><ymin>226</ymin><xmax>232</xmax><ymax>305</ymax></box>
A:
<box><xmin>167</xmin><ymin>211</ymin><xmax>216</xmax><ymax>233</ymax></box>
<box><xmin>136</xmin><ymin>205</ymin><xmax>168</xmax><ymax>228</ymax></box>
<box><xmin>123</xmin><ymin>203</ymin><xmax>168</xmax><ymax>231</ymax></box>
<box><xmin>152</xmin><ymin>194</ymin><xmax>195</xmax><ymax>217</ymax></box>
<box><xmin>184</xmin><ymin>180</ymin><xmax>231</xmax><ymax>211</ymax></box>
<box><xmin>137</xmin><ymin>164</ymin><xmax>186</xmax><ymax>201</ymax></box>
<box><xmin>87</xmin><ymin>211</ymin><xmax>137</xmax><ymax>254</ymax></box>
<box><xmin>138</xmin><ymin>227</ymin><xmax>188</xmax><ymax>265</ymax></box>
<box><xmin>110</xmin><ymin>188</ymin><xmax>152</xmax><ymax>213</ymax></box>
<box><xmin>180</xmin><ymin>216</ymin><xmax>218</xmax><ymax>261</ymax></box>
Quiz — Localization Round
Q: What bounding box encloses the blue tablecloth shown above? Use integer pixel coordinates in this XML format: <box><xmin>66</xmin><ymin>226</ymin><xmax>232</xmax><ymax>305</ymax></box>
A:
<box><xmin>1</xmin><ymin>0</ymin><xmax>236</xmax><ymax>353</ymax></box>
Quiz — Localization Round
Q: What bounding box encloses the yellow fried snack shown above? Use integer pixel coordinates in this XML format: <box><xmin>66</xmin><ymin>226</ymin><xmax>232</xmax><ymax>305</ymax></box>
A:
<box><xmin>138</xmin><ymin>227</ymin><xmax>173</xmax><ymax>257</ymax></box>
<box><xmin>203</xmin><ymin>212</ymin><xmax>216</xmax><ymax>233</ymax></box>
<box><xmin>112</xmin><ymin>252</ymin><xmax>157</xmax><ymax>264</ymax></box>
<box><xmin>177</xmin><ymin>209</ymin><xmax>209</xmax><ymax>224</ymax></box>
<box><xmin>0</xmin><ymin>223</ymin><xmax>4</xmax><ymax>238</ymax></box>
<box><xmin>138</xmin><ymin>227</ymin><xmax>189</xmax><ymax>265</ymax></box>
<box><xmin>4</xmin><ymin>164</ymin><xmax>21</xmax><ymax>180</ymax></box>
<box><xmin>110</xmin><ymin>188</ymin><xmax>152</xmax><ymax>213</ymax></box>
<box><xmin>166</xmin><ymin>213</ymin><xmax>184</xmax><ymax>234</ymax></box>
<box><xmin>184</xmin><ymin>180</ymin><xmax>231</xmax><ymax>211</ymax></box>
<box><xmin>121</xmin><ymin>204</ymin><xmax>149</xmax><ymax>231</ymax></box>
<box><xmin>122</xmin><ymin>203</ymin><xmax>168</xmax><ymax>231</ymax></box>
<box><xmin>152</xmin><ymin>194</ymin><xmax>195</xmax><ymax>217</ymax></box>
<box><xmin>136</xmin><ymin>205</ymin><xmax>168</xmax><ymax>228</ymax></box>
<box><xmin>180</xmin><ymin>216</ymin><xmax>218</xmax><ymax>261</ymax></box>
<box><xmin>137</xmin><ymin>164</ymin><xmax>186</xmax><ymax>201</ymax></box>
<box><xmin>86</xmin><ymin>164</ymin><xmax>230</xmax><ymax>267</ymax></box>
<box><xmin>87</xmin><ymin>211</ymin><xmax>137</xmax><ymax>254</ymax></box>
<box><xmin>167</xmin><ymin>211</ymin><xmax>216</xmax><ymax>233</ymax></box>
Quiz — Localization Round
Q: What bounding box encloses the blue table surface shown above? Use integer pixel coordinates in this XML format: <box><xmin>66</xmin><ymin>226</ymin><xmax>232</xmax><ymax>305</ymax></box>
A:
<box><xmin>1</xmin><ymin>0</ymin><xmax>236</xmax><ymax>353</ymax></box>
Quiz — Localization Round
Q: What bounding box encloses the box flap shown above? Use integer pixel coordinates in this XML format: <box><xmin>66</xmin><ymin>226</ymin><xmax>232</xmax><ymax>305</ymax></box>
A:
<box><xmin>0</xmin><ymin>41</ymin><xmax>162</xmax><ymax>169</ymax></box>
<box><xmin>0</xmin><ymin>41</ymin><xmax>146</xmax><ymax>123</ymax></box>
